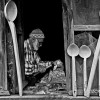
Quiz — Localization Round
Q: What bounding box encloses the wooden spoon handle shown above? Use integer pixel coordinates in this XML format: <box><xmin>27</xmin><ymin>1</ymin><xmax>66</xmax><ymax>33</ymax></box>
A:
<box><xmin>84</xmin><ymin>58</ymin><xmax>87</xmax><ymax>94</ymax></box>
<box><xmin>8</xmin><ymin>21</ymin><xmax>23</xmax><ymax>96</ymax></box>
<box><xmin>72</xmin><ymin>56</ymin><xmax>77</xmax><ymax>97</ymax></box>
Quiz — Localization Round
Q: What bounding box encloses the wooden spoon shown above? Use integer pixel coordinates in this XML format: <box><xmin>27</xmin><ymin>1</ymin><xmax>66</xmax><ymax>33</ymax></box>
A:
<box><xmin>4</xmin><ymin>0</ymin><xmax>23</xmax><ymax>96</ymax></box>
<box><xmin>79</xmin><ymin>45</ymin><xmax>91</xmax><ymax>95</ymax></box>
<box><xmin>67</xmin><ymin>43</ymin><xmax>79</xmax><ymax>97</ymax></box>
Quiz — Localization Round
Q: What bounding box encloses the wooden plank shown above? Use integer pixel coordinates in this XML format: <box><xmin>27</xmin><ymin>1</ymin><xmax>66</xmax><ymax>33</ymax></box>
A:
<box><xmin>1</xmin><ymin>95</ymin><xmax>100</xmax><ymax>99</ymax></box>
<box><xmin>74</xmin><ymin>25</ymin><xmax>100</xmax><ymax>31</ymax></box>
<box><xmin>62</xmin><ymin>0</ymin><xmax>71</xmax><ymax>95</ymax></box>
<box><xmin>0</xmin><ymin>0</ymin><xmax>9</xmax><ymax>95</ymax></box>
<box><xmin>63</xmin><ymin>14</ymin><xmax>71</xmax><ymax>94</ymax></box>
<box><xmin>70</xmin><ymin>19</ymin><xmax>74</xmax><ymax>43</ymax></box>
<box><xmin>0</xmin><ymin>0</ymin><xmax>4</xmax><ymax>90</ymax></box>
<box><xmin>4</xmin><ymin>28</ymin><xmax>8</xmax><ymax>91</ymax></box>
<box><xmin>99</xmin><ymin>54</ymin><xmax>100</xmax><ymax>96</ymax></box>
<box><xmin>72</xmin><ymin>0</ymin><xmax>100</xmax><ymax>25</ymax></box>
<box><xmin>85</xmin><ymin>35</ymin><xmax>100</xmax><ymax>97</ymax></box>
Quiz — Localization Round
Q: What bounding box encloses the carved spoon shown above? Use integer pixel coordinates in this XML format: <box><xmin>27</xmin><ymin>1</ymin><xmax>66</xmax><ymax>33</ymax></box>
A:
<box><xmin>79</xmin><ymin>45</ymin><xmax>91</xmax><ymax>95</ymax></box>
<box><xmin>4</xmin><ymin>0</ymin><xmax>23</xmax><ymax>96</ymax></box>
<box><xmin>67</xmin><ymin>43</ymin><xmax>79</xmax><ymax>97</ymax></box>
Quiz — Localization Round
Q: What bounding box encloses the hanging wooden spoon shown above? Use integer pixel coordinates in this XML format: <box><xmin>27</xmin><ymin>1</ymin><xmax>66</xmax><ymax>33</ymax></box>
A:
<box><xmin>4</xmin><ymin>0</ymin><xmax>22</xmax><ymax>96</ymax></box>
<box><xmin>79</xmin><ymin>45</ymin><xmax>91</xmax><ymax>95</ymax></box>
<box><xmin>67</xmin><ymin>43</ymin><xmax>79</xmax><ymax>97</ymax></box>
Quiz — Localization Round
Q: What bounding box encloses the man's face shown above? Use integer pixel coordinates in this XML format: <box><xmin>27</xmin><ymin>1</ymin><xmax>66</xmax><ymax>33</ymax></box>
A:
<box><xmin>33</xmin><ymin>39</ymin><xmax>39</xmax><ymax>51</ymax></box>
<box><xmin>33</xmin><ymin>38</ymin><xmax>43</xmax><ymax>51</ymax></box>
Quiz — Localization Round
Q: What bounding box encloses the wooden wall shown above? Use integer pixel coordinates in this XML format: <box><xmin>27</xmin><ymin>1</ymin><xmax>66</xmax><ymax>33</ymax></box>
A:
<box><xmin>62</xmin><ymin>0</ymin><xmax>72</xmax><ymax>95</ymax></box>
<box><xmin>72</xmin><ymin>0</ymin><xmax>100</xmax><ymax>25</ymax></box>
<box><xmin>62</xmin><ymin>0</ymin><xmax>100</xmax><ymax>96</ymax></box>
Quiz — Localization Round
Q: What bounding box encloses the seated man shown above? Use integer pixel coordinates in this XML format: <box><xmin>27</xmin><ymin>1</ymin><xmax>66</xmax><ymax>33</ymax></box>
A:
<box><xmin>24</xmin><ymin>29</ymin><xmax>66</xmax><ymax>93</ymax></box>
<box><xmin>24</xmin><ymin>29</ymin><xmax>46</xmax><ymax>85</ymax></box>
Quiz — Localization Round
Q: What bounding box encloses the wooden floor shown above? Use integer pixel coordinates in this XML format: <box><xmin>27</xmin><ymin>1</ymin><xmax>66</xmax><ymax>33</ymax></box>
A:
<box><xmin>0</xmin><ymin>95</ymin><xmax>100</xmax><ymax>100</ymax></box>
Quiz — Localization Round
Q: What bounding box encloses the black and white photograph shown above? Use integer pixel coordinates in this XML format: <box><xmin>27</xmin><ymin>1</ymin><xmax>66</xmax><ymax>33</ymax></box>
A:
<box><xmin>0</xmin><ymin>0</ymin><xmax>100</xmax><ymax>100</ymax></box>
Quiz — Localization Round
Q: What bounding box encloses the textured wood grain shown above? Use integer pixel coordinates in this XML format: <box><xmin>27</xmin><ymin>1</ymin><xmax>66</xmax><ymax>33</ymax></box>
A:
<box><xmin>72</xmin><ymin>0</ymin><xmax>100</xmax><ymax>25</ymax></box>
<box><xmin>0</xmin><ymin>0</ymin><xmax>10</xmax><ymax>95</ymax></box>
<box><xmin>0</xmin><ymin>95</ymin><xmax>100</xmax><ymax>100</ymax></box>
<box><xmin>62</xmin><ymin>0</ymin><xmax>72</xmax><ymax>95</ymax></box>
<box><xmin>74</xmin><ymin>25</ymin><xmax>100</xmax><ymax>31</ymax></box>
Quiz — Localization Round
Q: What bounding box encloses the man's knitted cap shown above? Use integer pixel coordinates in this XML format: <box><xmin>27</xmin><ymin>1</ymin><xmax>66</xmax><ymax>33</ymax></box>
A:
<box><xmin>29</xmin><ymin>29</ymin><xmax>45</xmax><ymax>39</ymax></box>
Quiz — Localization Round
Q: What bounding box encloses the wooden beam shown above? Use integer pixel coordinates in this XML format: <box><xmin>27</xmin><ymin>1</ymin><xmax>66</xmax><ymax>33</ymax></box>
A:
<box><xmin>74</xmin><ymin>25</ymin><xmax>100</xmax><ymax>31</ymax></box>
<box><xmin>0</xmin><ymin>0</ymin><xmax>9</xmax><ymax>95</ymax></box>
<box><xmin>62</xmin><ymin>1</ymin><xmax>71</xmax><ymax>95</ymax></box>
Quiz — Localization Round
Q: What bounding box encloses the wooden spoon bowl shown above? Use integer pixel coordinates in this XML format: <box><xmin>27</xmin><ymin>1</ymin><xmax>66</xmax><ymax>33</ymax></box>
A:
<box><xmin>79</xmin><ymin>45</ymin><xmax>91</xmax><ymax>59</ymax></box>
<box><xmin>4</xmin><ymin>0</ymin><xmax>17</xmax><ymax>21</ymax></box>
<box><xmin>67</xmin><ymin>43</ymin><xmax>79</xmax><ymax>57</ymax></box>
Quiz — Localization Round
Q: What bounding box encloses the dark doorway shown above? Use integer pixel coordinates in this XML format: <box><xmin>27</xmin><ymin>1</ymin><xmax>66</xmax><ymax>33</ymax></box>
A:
<box><xmin>22</xmin><ymin>0</ymin><xmax>65</xmax><ymax>63</ymax></box>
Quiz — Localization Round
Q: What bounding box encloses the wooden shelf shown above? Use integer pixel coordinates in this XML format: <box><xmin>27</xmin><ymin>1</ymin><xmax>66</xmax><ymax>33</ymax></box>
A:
<box><xmin>73</xmin><ymin>25</ymin><xmax>100</xmax><ymax>31</ymax></box>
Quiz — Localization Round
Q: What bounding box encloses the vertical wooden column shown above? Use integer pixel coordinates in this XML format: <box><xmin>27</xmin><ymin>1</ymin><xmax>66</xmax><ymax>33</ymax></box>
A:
<box><xmin>0</xmin><ymin>0</ymin><xmax>9</xmax><ymax>95</ymax></box>
<box><xmin>62</xmin><ymin>0</ymin><xmax>73</xmax><ymax>95</ymax></box>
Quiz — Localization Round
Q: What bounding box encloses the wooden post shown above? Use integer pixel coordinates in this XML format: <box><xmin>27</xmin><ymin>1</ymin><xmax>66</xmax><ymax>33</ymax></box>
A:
<box><xmin>62</xmin><ymin>0</ymin><xmax>73</xmax><ymax>95</ymax></box>
<box><xmin>0</xmin><ymin>0</ymin><xmax>10</xmax><ymax>95</ymax></box>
